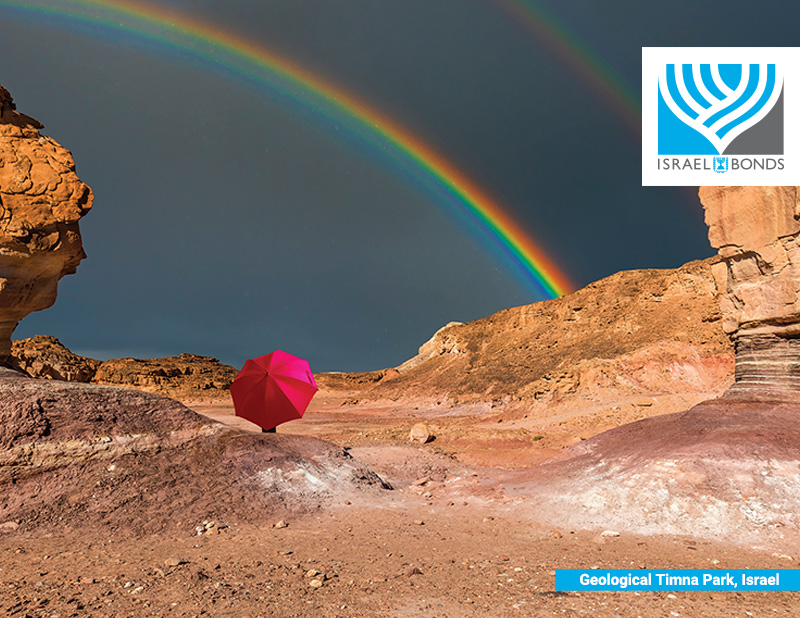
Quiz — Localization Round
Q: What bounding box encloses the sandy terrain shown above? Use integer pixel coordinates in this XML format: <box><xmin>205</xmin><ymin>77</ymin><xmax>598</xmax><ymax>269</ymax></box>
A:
<box><xmin>3</xmin><ymin>504</ymin><xmax>799</xmax><ymax>618</ymax></box>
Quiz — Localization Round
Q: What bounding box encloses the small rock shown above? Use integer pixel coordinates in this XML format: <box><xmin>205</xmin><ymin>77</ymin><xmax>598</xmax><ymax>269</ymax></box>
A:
<box><xmin>309</xmin><ymin>578</ymin><xmax>323</xmax><ymax>588</ymax></box>
<box><xmin>413</xmin><ymin>520</ymin><xmax>424</xmax><ymax>526</ymax></box>
<box><xmin>0</xmin><ymin>521</ymin><xmax>19</xmax><ymax>532</ymax></box>
<box><xmin>409</xmin><ymin>423</ymin><xmax>433</xmax><ymax>444</ymax></box>
<box><xmin>80</xmin><ymin>576</ymin><xmax>96</xmax><ymax>584</ymax></box>
<box><xmin>550</xmin><ymin>530</ymin><xmax>563</xmax><ymax>539</ymax></box>
<box><xmin>772</xmin><ymin>553</ymin><xmax>794</xmax><ymax>561</ymax></box>
<box><xmin>600</xmin><ymin>530</ymin><xmax>620</xmax><ymax>537</ymax></box>
<box><xmin>164</xmin><ymin>558</ymin><xmax>186</xmax><ymax>567</ymax></box>
<box><xmin>305</xmin><ymin>569</ymin><xmax>319</xmax><ymax>578</ymax></box>
<box><xmin>411</xmin><ymin>476</ymin><xmax>431</xmax><ymax>487</ymax></box>
<box><xmin>274</xmin><ymin>520</ymin><xmax>288</xmax><ymax>529</ymax></box>
<box><xmin>406</xmin><ymin>566</ymin><xmax>423</xmax><ymax>576</ymax></box>
<box><xmin>280</xmin><ymin>550</ymin><xmax>293</xmax><ymax>555</ymax></box>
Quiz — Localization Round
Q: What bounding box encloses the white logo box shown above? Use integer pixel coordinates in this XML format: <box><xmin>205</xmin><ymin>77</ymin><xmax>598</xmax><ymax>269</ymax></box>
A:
<box><xmin>642</xmin><ymin>47</ymin><xmax>800</xmax><ymax>186</ymax></box>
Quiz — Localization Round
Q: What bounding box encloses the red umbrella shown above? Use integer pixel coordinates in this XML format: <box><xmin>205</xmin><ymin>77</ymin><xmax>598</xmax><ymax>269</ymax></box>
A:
<box><xmin>230</xmin><ymin>350</ymin><xmax>318</xmax><ymax>432</ymax></box>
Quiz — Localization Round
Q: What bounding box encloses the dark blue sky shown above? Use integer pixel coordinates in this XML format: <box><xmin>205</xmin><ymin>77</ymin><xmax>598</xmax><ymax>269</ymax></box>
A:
<box><xmin>1</xmin><ymin>0</ymin><xmax>797</xmax><ymax>371</ymax></box>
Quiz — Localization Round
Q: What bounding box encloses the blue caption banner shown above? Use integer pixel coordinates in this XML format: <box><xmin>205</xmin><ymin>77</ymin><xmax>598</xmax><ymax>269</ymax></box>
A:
<box><xmin>556</xmin><ymin>569</ymin><xmax>800</xmax><ymax>591</ymax></box>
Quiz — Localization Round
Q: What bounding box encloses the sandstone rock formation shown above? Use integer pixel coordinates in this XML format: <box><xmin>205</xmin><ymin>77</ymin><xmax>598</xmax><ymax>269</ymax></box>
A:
<box><xmin>9</xmin><ymin>334</ymin><xmax>99</xmax><ymax>381</ymax></box>
<box><xmin>10</xmin><ymin>335</ymin><xmax>237</xmax><ymax>401</ymax></box>
<box><xmin>0</xmin><ymin>85</ymin><xmax>92</xmax><ymax>358</ymax></box>
<box><xmin>700</xmin><ymin>186</ymin><xmax>800</xmax><ymax>400</ymax></box>
<box><xmin>92</xmin><ymin>352</ymin><xmax>238</xmax><ymax>400</ymax></box>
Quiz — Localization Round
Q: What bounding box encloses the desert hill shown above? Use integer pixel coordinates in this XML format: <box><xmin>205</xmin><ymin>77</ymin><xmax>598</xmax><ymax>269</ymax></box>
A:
<box><xmin>317</xmin><ymin>258</ymin><xmax>733</xmax><ymax>419</ymax></box>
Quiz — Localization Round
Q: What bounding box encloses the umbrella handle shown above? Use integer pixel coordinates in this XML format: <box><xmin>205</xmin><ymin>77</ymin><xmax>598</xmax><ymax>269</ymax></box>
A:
<box><xmin>262</xmin><ymin>427</ymin><xmax>277</xmax><ymax>433</ymax></box>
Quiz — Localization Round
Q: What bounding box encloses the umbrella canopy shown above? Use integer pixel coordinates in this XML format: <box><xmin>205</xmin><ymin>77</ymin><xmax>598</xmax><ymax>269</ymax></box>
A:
<box><xmin>230</xmin><ymin>350</ymin><xmax>318</xmax><ymax>431</ymax></box>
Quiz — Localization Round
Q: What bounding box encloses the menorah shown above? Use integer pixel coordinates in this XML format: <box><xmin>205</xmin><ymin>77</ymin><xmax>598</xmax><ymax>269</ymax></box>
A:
<box><xmin>659</xmin><ymin>63</ymin><xmax>782</xmax><ymax>154</ymax></box>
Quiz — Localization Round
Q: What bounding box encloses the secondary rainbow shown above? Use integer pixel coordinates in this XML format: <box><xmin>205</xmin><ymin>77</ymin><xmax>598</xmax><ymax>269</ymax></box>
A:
<box><xmin>0</xmin><ymin>0</ymin><xmax>574</xmax><ymax>297</ymax></box>
<box><xmin>494</xmin><ymin>0</ymin><xmax>641</xmax><ymax>137</ymax></box>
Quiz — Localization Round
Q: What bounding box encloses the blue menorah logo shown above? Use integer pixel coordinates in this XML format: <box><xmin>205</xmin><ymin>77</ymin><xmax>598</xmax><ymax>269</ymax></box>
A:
<box><xmin>658</xmin><ymin>64</ymin><xmax>783</xmax><ymax>155</ymax></box>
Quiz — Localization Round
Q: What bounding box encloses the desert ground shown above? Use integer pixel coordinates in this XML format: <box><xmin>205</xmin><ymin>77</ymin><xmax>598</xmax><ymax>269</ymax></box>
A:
<box><xmin>2</xmin><ymin>390</ymin><xmax>799</xmax><ymax>618</ymax></box>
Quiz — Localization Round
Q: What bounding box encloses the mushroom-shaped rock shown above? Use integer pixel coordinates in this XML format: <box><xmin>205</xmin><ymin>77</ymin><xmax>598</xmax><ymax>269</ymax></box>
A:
<box><xmin>0</xmin><ymin>84</ymin><xmax>92</xmax><ymax>359</ymax></box>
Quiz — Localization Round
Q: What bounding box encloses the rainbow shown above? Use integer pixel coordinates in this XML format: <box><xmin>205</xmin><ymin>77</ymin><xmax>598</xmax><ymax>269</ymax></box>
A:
<box><xmin>494</xmin><ymin>0</ymin><xmax>641</xmax><ymax>136</ymax></box>
<box><xmin>0</xmin><ymin>0</ymin><xmax>574</xmax><ymax>298</ymax></box>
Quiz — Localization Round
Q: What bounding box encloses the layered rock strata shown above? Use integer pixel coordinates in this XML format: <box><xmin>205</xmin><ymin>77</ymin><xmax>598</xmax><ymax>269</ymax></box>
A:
<box><xmin>0</xmin><ymin>85</ymin><xmax>92</xmax><ymax>358</ymax></box>
<box><xmin>700</xmin><ymin>186</ymin><xmax>800</xmax><ymax>401</ymax></box>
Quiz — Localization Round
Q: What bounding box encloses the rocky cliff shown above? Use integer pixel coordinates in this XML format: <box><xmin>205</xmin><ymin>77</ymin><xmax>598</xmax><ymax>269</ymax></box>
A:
<box><xmin>700</xmin><ymin>186</ymin><xmax>800</xmax><ymax>401</ymax></box>
<box><xmin>0</xmin><ymin>85</ymin><xmax>92</xmax><ymax>358</ymax></box>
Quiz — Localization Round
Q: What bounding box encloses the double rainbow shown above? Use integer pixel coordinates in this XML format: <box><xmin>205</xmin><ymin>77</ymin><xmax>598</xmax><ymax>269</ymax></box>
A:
<box><xmin>0</xmin><ymin>0</ymin><xmax>576</xmax><ymax>297</ymax></box>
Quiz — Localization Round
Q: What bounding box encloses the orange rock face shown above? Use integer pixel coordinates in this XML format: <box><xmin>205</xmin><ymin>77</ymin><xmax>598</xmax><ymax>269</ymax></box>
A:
<box><xmin>700</xmin><ymin>186</ymin><xmax>800</xmax><ymax>337</ymax></box>
<box><xmin>0</xmin><ymin>85</ymin><xmax>92</xmax><ymax>358</ymax></box>
<box><xmin>699</xmin><ymin>186</ymin><xmax>800</xmax><ymax>399</ymax></box>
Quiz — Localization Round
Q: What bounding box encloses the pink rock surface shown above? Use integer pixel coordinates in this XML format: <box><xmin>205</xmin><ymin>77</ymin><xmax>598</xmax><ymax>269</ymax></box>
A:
<box><xmin>505</xmin><ymin>398</ymin><xmax>800</xmax><ymax>545</ymax></box>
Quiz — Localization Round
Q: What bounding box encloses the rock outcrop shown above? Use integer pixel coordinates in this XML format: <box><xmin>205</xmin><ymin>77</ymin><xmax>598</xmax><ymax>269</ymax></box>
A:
<box><xmin>700</xmin><ymin>186</ymin><xmax>800</xmax><ymax>400</ymax></box>
<box><xmin>319</xmin><ymin>259</ymin><xmax>734</xmax><ymax>415</ymax></box>
<box><xmin>92</xmin><ymin>352</ymin><xmax>238</xmax><ymax>400</ymax></box>
<box><xmin>0</xmin><ymin>85</ymin><xmax>92</xmax><ymax>358</ymax></box>
<box><xmin>0</xmin><ymin>366</ymin><xmax>388</xmax><ymax>536</ymax></box>
<box><xmin>9</xmin><ymin>334</ymin><xmax>99</xmax><ymax>381</ymax></box>
<box><xmin>505</xmin><ymin>396</ymin><xmax>800</xmax><ymax>545</ymax></box>
<box><xmin>10</xmin><ymin>335</ymin><xmax>237</xmax><ymax>401</ymax></box>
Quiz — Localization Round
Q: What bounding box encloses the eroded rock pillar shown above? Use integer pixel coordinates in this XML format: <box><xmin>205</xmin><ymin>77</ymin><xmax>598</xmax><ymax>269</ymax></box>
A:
<box><xmin>700</xmin><ymin>186</ymin><xmax>800</xmax><ymax>401</ymax></box>
<box><xmin>0</xmin><ymin>85</ymin><xmax>92</xmax><ymax>359</ymax></box>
